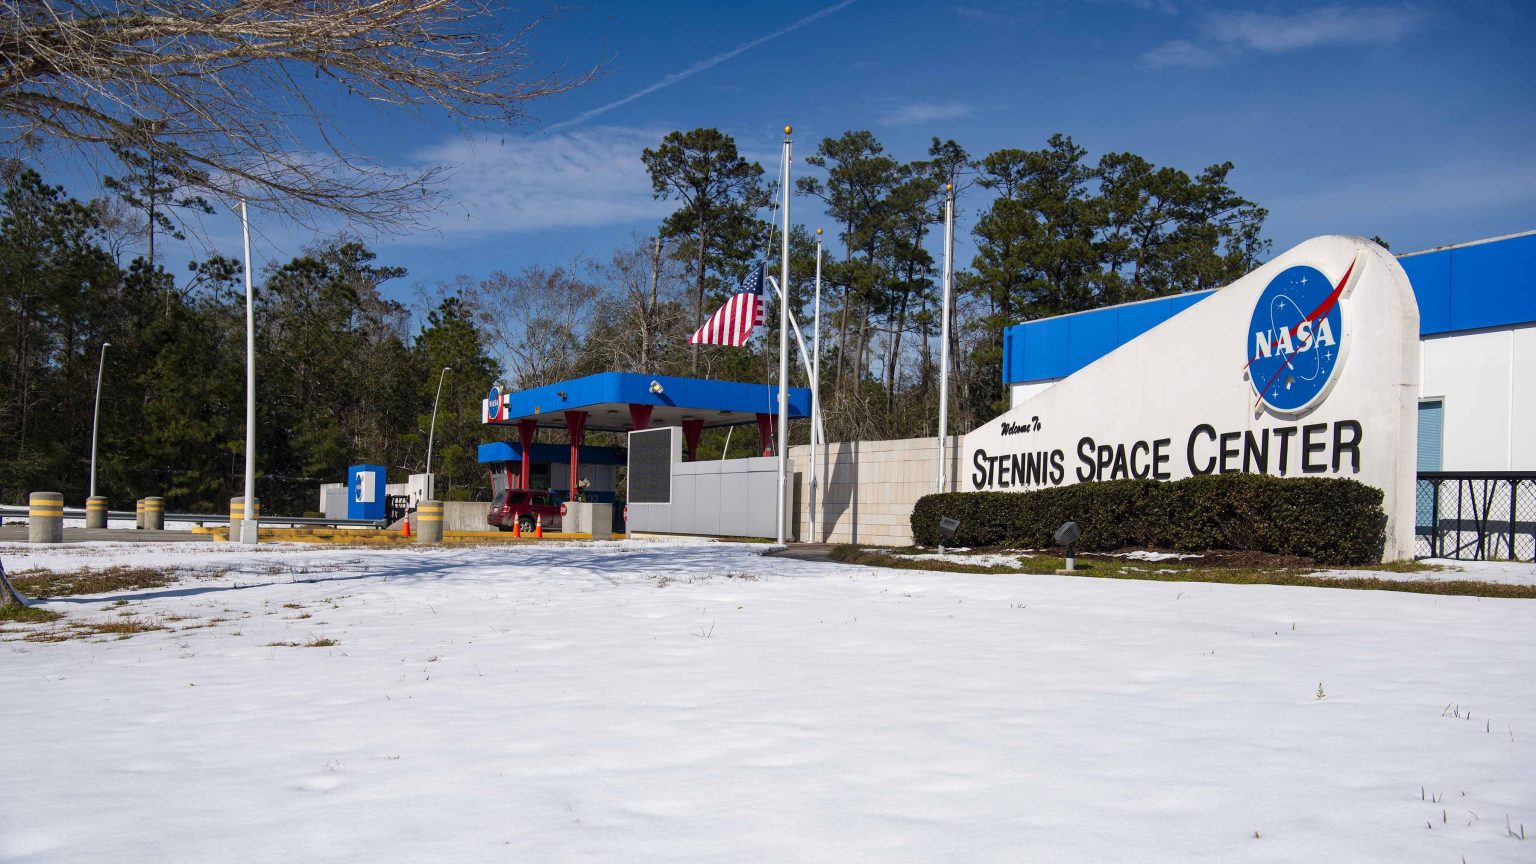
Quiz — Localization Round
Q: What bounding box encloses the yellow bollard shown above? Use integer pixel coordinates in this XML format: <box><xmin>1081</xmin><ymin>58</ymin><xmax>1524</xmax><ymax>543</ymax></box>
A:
<box><xmin>29</xmin><ymin>492</ymin><xmax>64</xmax><ymax>543</ymax></box>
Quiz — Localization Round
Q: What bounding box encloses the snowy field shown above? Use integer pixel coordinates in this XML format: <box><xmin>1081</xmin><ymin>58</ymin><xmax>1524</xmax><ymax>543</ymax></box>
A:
<box><xmin>2</xmin><ymin>539</ymin><xmax>1533</xmax><ymax>863</ymax></box>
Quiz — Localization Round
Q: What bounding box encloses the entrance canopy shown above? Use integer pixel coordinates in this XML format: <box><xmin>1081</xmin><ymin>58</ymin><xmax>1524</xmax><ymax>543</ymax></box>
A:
<box><xmin>483</xmin><ymin>372</ymin><xmax>811</xmax><ymax>432</ymax></box>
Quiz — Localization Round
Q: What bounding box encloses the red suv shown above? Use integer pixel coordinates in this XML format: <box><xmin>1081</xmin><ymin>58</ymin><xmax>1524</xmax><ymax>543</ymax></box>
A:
<box><xmin>488</xmin><ymin>489</ymin><xmax>563</xmax><ymax>533</ymax></box>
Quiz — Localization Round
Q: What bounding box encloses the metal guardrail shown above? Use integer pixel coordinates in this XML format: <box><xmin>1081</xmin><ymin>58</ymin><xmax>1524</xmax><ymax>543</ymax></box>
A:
<box><xmin>1416</xmin><ymin>471</ymin><xmax>1536</xmax><ymax>562</ymax></box>
<box><xmin>0</xmin><ymin>504</ymin><xmax>386</xmax><ymax>529</ymax></box>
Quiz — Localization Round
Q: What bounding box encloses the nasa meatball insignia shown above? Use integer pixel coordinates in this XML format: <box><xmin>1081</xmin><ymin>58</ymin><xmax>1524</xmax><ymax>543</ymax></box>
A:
<box><xmin>1247</xmin><ymin>259</ymin><xmax>1353</xmax><ymax>413</ymax></box>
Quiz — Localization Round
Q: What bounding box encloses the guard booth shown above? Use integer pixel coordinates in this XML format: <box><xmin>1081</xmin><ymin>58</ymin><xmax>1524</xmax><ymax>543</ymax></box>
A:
<box><xmin>481</xmin><ymin>372</ymin><xmax>810</xmax><ymax>539</ymax></box>
<box><xmin>478</xmin><ymin>442</ymin><xmax>623</xmax><ymax>503</ymax></box>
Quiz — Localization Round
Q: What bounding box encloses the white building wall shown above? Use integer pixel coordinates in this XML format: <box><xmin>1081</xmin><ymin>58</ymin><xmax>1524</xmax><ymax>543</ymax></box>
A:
<box><xmin>1009</xmin><ymin>379</ymin><xmax>1060</xmax><ymax>406</ymax></box>
<box><xmin>1419</xmin><ymin>323</ymin><xmax>1536</xmax><ymax>471</ymax></box>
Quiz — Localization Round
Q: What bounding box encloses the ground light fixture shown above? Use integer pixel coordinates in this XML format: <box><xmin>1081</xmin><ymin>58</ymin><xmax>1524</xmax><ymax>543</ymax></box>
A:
<box><xmin>1054</xmin><ymin>521</ymin><xmax>1081</xmax><ymax>574</ymax></box>
<box><xmin>938</xmin><ymin>515</ymin><xmax>960</xmax><ymax>554</ymax></box>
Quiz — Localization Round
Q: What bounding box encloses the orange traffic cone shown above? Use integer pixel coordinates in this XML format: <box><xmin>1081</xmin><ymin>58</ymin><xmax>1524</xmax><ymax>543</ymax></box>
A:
<box><xmin>512</xmin><ymin>516</ymin><xmax>521</xmax><ymax>538</ymax></box>
<box><xmin>402</xmin><ymin>515</ymin><xmax>411</xmax><ymax>538</ymax></box>
<box><xmin>534</xmin><ymin>514</ymin><xmax>544</xmax><ymax>539</ymax></box>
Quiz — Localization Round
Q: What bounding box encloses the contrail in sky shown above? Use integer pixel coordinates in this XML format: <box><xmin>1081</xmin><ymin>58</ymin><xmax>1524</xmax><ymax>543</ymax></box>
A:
<box><xmin>542</xmin><ymin>0</ymin><xmax>858</xmax><ymax>134</ymax></box>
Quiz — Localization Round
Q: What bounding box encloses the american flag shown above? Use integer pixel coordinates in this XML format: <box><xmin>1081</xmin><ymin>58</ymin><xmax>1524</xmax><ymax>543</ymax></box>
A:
<box><xmin>688</xmin><ymin>261</ymin><xmax>765</xmax><ymax>347</ymax></box>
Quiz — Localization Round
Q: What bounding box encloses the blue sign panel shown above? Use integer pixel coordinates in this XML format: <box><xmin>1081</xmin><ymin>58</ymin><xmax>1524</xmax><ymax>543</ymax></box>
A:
<box><xmin>347</xmin><ymin>464</ymin><xmax>386</xmax><ymax>520</ymax></box>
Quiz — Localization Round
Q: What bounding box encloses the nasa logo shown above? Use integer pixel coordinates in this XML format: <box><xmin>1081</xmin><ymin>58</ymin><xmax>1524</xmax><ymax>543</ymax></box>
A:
<box><xmin>486</xmin><ymin>386</ymin><xmax>504</xmax><ymax>422</ymax></box>
<box><xmin>1246</xmin><ymin>257</ymin><xmax>1357</xmax><ymax>413</ymax></box>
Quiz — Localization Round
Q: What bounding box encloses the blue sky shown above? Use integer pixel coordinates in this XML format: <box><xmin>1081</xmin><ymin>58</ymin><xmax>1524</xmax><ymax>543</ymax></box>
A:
<box><xmin>97</xmin><ymin>0</ymin><xmax>1536</xmax><ymax>304</ymax></box>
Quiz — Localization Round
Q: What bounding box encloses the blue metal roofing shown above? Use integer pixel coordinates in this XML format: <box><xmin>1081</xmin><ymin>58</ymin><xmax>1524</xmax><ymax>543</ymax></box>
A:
<box><xmin>1002</xmin><ymin>292</ymin><xmax>1214</xmax><ymax>385</ymax></box>
<box><xmin>1002</xmin><ymin>232</ymin><xmax>1536</xmax><ymax>385</ymax></box>
<box><xmin>1399</xmin><ymin>231</ymin><xmax>1536</xmax><ymax>335</ymax></box>
<box><xmin>489</xmin><ymin>372</ymin><xmax>812</xmax><ymax>432</ymax></box>
<box><xmin>477</xmin><ymin>442</ymin><xmax>626</xmax><ymax>465</ymax></box>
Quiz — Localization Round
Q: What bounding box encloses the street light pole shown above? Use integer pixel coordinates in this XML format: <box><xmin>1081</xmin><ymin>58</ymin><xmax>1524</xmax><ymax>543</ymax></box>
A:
<box><xmin>238</xmin><ymin>200</ymin><xmax>258</xmax><ymax>544</ymax></box>
<box><xmin>937</xmin><ymin>182</ymin><xmax>955</xmax><ymax>493</ymax></box>
<box><xmin>89</xmin><ymin>341</ymin><xmax>110</xmax><ymax>498</ymax></box>
<box><xmin>426</xmin><ymin>365</ymin><xmax>451</xmax><ymax>499</ymax></box>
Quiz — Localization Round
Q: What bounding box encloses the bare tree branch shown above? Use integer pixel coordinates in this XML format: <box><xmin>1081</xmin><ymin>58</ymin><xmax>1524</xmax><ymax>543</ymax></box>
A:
<box><xmin>1</xmin><ymin>0</ymin><xmax>598</xmax><ymax>226</ymax></box>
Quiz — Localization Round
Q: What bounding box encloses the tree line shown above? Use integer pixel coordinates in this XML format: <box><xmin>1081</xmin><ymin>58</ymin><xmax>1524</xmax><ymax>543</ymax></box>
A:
<box><xmin>1</xmin><ymin>127</ymin><xmax>1269</xmax><ymax>513</ymax></box>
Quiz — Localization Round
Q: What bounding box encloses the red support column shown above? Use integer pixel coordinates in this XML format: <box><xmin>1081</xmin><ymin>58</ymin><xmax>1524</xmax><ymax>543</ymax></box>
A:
<box><xmin>565</xmin><ymin>410</ymin><xmax>588</xmax><ymax>500</ymax></box>
<box><xmin>517</xmin><ymin>419</ymin><xmax>537</xmax><ymax>490</ymax></box>
<box><xmin>756</xmin><ymin>413</ymin><xmax>777</xmax><ymax>457</ymax></box>
<box><xmin>681</xmin><ymin>418</ymin><xmax>705</xmax><ymax>462</ymax></box>
<box><xmin>628</xmin><ymin>403</ymin><xmax>654</xmax><ymax>432</ymax></box>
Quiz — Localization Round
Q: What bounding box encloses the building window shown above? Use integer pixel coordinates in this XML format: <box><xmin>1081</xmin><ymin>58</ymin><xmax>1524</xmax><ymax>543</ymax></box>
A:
<box><xmin>1417</xmin><ymin>400</ymin><xmax>1444</xmax><ymax>472</ymax></box>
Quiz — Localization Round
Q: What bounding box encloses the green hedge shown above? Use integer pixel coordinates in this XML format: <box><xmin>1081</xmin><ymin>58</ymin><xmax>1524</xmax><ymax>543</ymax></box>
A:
<box><xmin>911</xmin><ymin>474</ymin><xmax>1386</xmax><ymax>565</ymax></box>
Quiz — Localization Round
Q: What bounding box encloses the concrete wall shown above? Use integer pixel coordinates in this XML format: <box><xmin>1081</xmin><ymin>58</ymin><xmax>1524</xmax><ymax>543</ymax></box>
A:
<box><xmin>1420</xmin><ymin>323</ymin><xmax>1536</xmax><ymax>471</ymax></box>
<box><xmin>788</xmin><ymin>436</ymin><xmax>962</xmax><ymax>546</ymax></box>
<box><xmin>443</xmin><ymin>501</ymin><xmax>492</xmax><ymax>531</ymax></box>
<box><xmin>972</xmin><ymin>236</ymin><xmax>1421</xmax><ymax>560</ymax></box>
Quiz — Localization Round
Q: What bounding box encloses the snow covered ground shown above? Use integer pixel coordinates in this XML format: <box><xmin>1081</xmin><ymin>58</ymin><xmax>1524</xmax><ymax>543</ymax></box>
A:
<box><xmin>1319</xmin><ymin>559</ymin><xmax>1536</xmax><ymax>586</ymax></box>
<box><xmin>3</xmin><ymin>540</ymin><xmax>1533</xmax><ymax>863</ymax></box>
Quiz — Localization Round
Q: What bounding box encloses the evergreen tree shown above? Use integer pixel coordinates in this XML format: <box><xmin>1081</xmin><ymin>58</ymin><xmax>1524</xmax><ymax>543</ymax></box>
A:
<box><xmin>641</xmin><ymin>128</ymin><xmax>770</xmax><ymax>374</ymax></box>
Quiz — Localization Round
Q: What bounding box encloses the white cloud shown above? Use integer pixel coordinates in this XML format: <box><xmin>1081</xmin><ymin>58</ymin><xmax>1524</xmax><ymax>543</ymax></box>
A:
<box><xmin>1088</xmin><ymin>0</ymin><xmax>1181</xmax><ymax>13</ymax></box>
<box><xmin>1142</xmin><ymin>4</ymin><xmax>1427</xmax><ymax>68</ymax></box>
<box><xmin>1207</xmin><ymin>4</ymin><xmax>1426</xmax><ymax>52</ymax></box>
<box><xmin>1139</xmin><ymin>39</ymin><xmax>1220</xmax><ymax>69</ymax></box>
<box><xmin>1266</xmin><ymin>156</ymin><xmax>1536</xmax><ymax>229</ymax></box>
<box><xmin>406</xmin><ymin>127</ymin><xmax>670</xmax><ymax>240</ymax></box>
<box><xmin>954</xmin><ymin>5</ymin><xmax>1025</xmax><ymax>25</ymax></box>
<box><xmin>881</xmin><ymin>101</ymin><xmax>973</xmax><ymax>127</ymax></box>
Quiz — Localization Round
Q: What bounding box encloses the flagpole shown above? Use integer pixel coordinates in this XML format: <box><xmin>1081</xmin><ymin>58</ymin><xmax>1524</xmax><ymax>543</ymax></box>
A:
<box><xmin>777</xmin><ymin>125</ymin><xmax>792</xmax><ymax>545</ymax></box>
<box><xmin>810</xmin><ymin>228</ymin><xmax>822</xmax><ymax>542</ymax></box>
<box><xmin>936</xmin><ymin>182</ymin><xmax>955</xmax><ymax>494</ymax></box>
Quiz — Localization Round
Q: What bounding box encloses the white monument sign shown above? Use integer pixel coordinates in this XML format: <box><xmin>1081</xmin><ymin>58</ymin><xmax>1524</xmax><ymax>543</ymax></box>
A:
<box><xmin>962</xmin><ymin>236</ymin><xmax>1419</xmax><ymax>559</ymax></box>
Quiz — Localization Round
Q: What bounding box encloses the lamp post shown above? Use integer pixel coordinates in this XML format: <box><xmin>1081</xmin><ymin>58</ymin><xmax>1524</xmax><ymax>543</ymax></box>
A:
<box><xmin>426</xmin><ymin>365</ymin><xmax>451</xmax><ymax>500</ymax></box>
<box><xmin>89</xmin><ymin>341</ymin><xmax>110</xmax><ymax>498</ymax></box>
<box><xmin>238</xmin><ymin>200</ymin><xmax>258</xmax><ymax>544</ymax></box>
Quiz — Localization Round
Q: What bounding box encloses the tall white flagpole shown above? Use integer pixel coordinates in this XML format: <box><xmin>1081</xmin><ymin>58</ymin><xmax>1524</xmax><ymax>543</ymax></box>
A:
<box><xmin>777</xmin><ymin>125</ymin><xmax>792</xmax><ymax>544</ymax></box>
<box><xmin>936</xmin><ymin>183</ymin><xmax>955</xmax><ymax>493</ymax></box>
<box><xmin>810</xmin><ymin>228</ymin><xmax>823</xmax><ymax>542</ymax></box>
<box><xmin>239</xmin><ymin>200</ymin><xmax>259</xmax><ymax>544</ymax></box>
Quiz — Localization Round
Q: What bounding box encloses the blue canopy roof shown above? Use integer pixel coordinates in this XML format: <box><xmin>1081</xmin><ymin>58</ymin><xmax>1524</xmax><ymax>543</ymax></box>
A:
<box><xmin>484</xmin><ymin>372</ymin><xmax>812</xmax><ymax>433</ymax></box>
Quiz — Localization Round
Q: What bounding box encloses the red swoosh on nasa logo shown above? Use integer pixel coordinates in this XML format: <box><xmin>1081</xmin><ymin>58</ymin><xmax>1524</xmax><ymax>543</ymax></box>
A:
<box><xmin>1249</xmin><ymin>255</ymin><xmax>1357</xmax><ymax>409</ymax></box>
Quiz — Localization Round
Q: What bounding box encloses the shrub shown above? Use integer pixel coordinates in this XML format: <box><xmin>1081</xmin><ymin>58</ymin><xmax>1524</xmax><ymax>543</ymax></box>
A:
<box><xmin>911</xmin><ymin>474</ymin><xmax>1386</xmax><ymax>565</ymax></box>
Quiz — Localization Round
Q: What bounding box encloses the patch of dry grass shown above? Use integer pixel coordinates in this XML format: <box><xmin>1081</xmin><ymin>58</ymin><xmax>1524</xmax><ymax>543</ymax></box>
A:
<box><xmin>0</xmin><ymin>603</ymin><xmax>63</xmax><ymax>625</ymax></box>
<box><xmin>5</xmin><ymin>565</ymin><xmax>208</xmax><ymax>598</ymax></box>
<box><xmin>16</xmin><ymin>615</ymin><xmax>171</xmax><ymax>643</ymax></box>
<box><xmin>267</xmin><ymin>637</ymin><xmax>339</xmax><ymax>648</ymax></box>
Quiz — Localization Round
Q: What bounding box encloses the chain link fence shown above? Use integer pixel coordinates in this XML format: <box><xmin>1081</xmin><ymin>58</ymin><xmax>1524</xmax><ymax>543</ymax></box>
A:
<box><xmin>1416</xmin><ymin>472</ymin><xmax>1536</xmax><ymax>562</ymax></box>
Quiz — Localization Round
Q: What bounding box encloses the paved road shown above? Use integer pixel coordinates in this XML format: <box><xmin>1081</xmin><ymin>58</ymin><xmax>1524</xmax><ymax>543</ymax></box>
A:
<box><xmin>0</xmin><ymin>526</ymin><xmax>212</xmax><ymax>544</ymax></box>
